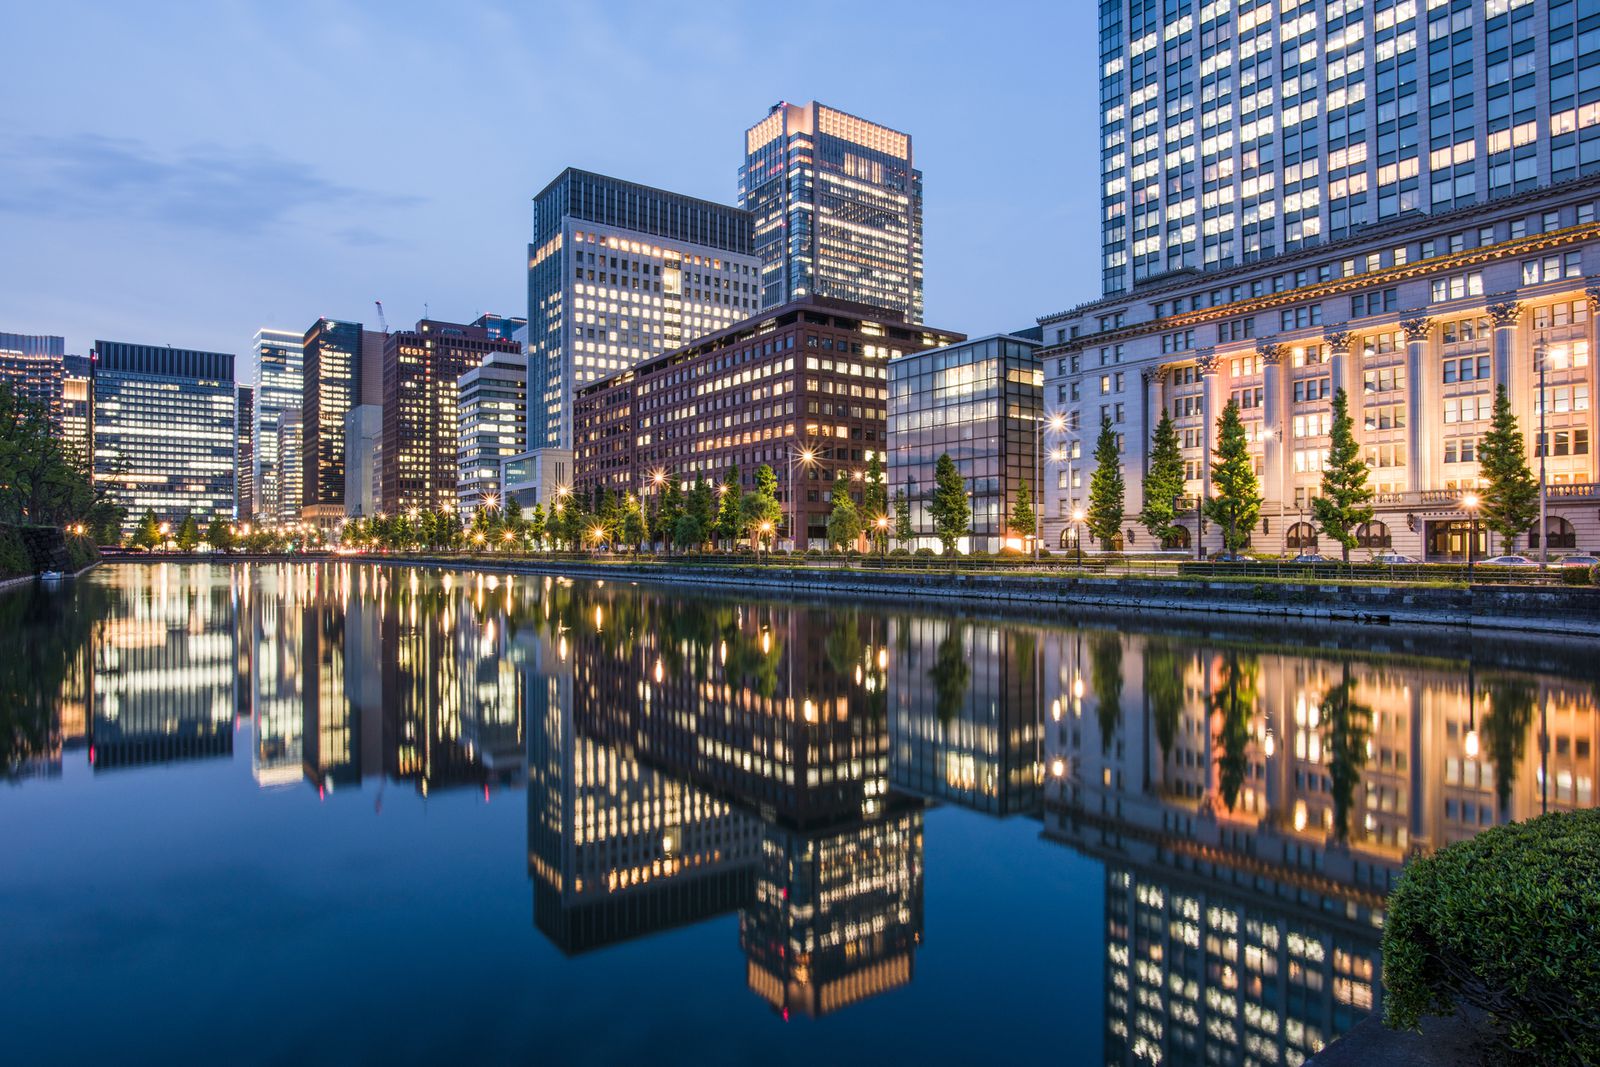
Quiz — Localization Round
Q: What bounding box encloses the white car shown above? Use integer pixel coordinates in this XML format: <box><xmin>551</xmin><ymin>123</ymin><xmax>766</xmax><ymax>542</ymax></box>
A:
<box><xmin>1480</xmin><ymin>555</ymin><xmax>1537</xmax><ymax>566</ymax></box>
<box><xmin>1372</xmin><ymin>552</ymin><xmax>1419</xmax><ymax>565</ymax></box>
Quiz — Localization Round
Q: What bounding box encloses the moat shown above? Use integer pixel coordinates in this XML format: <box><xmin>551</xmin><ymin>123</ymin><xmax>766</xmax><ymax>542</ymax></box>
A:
<box><xmin>2</xmin><ymin>562</ymin><xmax>1595</xmax><ymax>1065</ymax></box>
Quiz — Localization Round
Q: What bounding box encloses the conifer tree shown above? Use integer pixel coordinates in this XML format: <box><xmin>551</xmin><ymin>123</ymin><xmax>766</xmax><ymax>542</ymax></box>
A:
<box><xmin>929</xmin><ymin>453</ymin><xmax>970</xmax><ymax>554</ymax></box>
<box><xmin>1205</xmin><ymin>400</ymin><xmax>1261</xmax><ymax>552</ymax></box>
<box><xmin>1087</xmin><ymin>416</ymin><xmax>1126</xmax><ymax>549</ymax></box>
<box><xmin>1311</xmin><ymin>388</ymin><xmax>1374</xmax><ymax>562</ymax></box>
<box><xmin>1009</xmin><ymin>479</ymin><xmax>1036</xmax><ymax>544</ymax></box>
<box><xmin>1477</xmin><ymin>385</ymin><xmax>1538</xmax><ymax>554</ymax></box>
<box><xmin>1139</xmin><ymin>410</ymin><xmax>1186</xmax><ymax>546</ymax></box>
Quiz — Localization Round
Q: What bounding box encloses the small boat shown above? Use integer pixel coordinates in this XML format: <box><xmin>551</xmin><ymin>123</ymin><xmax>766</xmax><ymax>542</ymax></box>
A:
<box><xmin>39</xmin><ymin>570</ymin><xmax>64</xmax><ymax>582</ymax></box>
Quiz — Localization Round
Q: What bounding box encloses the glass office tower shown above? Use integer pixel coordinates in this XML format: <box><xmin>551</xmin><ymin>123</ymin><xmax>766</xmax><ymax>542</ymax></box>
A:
<box><xmin>526</xmin><ymin>168</ymin><xmax>760</xmax><ymax>451</ymax></box>
<box><xmin>740</xmin><ymin>101</ymin><xmax>924</xmax><ymax>323</ymax></box>
<box><xmin>1096</xmin><ymin>0</ymin><xmax>1593</xmax><ymax>297</ymax></box>
<box><xmin>91</xmin><ymin>340</ymin><xmax>236</xmax><ymax>528</ymax></box>
<box><xmin>301</xmin><ymin>318</ymin><xmax>361</xmax><ymax>527</ymax></box>
<box><xmin>251</xmin><ymin>328</ymin><xmax>304</xmax><ymax>526</ymax></box>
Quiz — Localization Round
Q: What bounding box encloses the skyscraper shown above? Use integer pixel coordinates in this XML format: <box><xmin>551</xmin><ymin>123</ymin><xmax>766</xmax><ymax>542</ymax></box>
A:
<box><xmin>300</xmin><ymin>318</ymin><xmax>370</xmax><ymax>528</ymax></box>
<box><xmin>1039</xmin><ymin>0</ymin><xmax>1600</xmax><ymax>559</ymax></box>
<box><xmin>236</xmin><ymin>386</ymin><xmax>254</xmax><ymax>522</ymax></box>
<box><xmin>456</xmin><ymin>348</ymin><xmax>527</xmax><ymax>520</ymax></box>
<box><xmin>251</xmin><ymin>328</ymin><xmax>303</xmax><ymax>526</ymax></box>
<box><xmin>276</xmin><ymin>410</ymin><xmax>303</xmax><ymax>525</ymax></box>
<box><xmin>380</xmin><ymin>317</ymin><xmax>520</xmax><ymax>515</ymax></box>
<box><xmin>740</xmin><ymin>101</ymin><xmax>924</xmax><ymax>322</ymax></box>
<box><xmin>526</xmin><ymin>168</ymin><xmax>760</xmax><ymax>451</ymax></box>
<box><xmin>61</xmin><ymin>355</ymin><xmax>92</xmax><ymax>462</ymax></box>
<box><xmin>91</xmin><ymin>340</ymin><xmax>235</xmax><ymax>528</ymax></box>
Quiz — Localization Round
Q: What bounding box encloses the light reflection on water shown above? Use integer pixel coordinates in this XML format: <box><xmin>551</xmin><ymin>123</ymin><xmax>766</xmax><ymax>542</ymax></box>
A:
<box><xmin>1</xmin><ymin>561</ymin><xmax>1596</xmax><ymax>1066</ymax></box>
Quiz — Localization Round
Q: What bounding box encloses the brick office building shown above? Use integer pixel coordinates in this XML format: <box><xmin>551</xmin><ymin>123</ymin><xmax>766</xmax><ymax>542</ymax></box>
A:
<box><xmin>573</xmin><ymin>296</ymin><xmax>960</xmax><ymax>546</ymax></box>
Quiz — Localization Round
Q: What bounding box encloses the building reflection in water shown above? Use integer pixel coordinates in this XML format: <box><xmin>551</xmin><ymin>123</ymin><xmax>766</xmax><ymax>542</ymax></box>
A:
<box><xmin>12</xmin><ymin>564</ymin><xmax>1597</xmax><ymax>1042</ymax></box>
<box><xmin>1040</xmin><ymin>627</ymin><xmax>1598</xmax><ymax>1065</ymax></box>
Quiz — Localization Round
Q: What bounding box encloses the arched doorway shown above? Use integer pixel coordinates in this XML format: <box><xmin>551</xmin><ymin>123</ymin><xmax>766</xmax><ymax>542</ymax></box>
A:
<box><xmin>1161</xmin><ymin>525</ymin><xmax>1190</xmax><ymax>550</ymax></box>
<box><xmin>1356</xmin><ymin>521</ymin><xmax>1391</xmax><ymax>549</ymax></box>
<box><xmin>1285</xmin><ymin>522</ymin><xmax>1319</xmax><ymax>550</ymax></box>
<box><xmin>1530</xmin><ymin>515</ymin><xmax>1577</xmax><ymax>550</ymax></box>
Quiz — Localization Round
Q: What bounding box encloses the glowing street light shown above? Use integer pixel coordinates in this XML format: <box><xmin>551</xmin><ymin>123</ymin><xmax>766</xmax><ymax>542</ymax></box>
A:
<box><xmin>874</xmin><ymin>514</ymin><xmax>889</xmax><ymax>558</ymax></box>
<box><xmin>1071</xmin><ymin>506</ymin><xmax>1087</xmax><ymax>568</ymax></box>
<box><xmin>1462</xmin><ymin>491</ymin><xmax>1481</xmax><ymax>583</ymax></box>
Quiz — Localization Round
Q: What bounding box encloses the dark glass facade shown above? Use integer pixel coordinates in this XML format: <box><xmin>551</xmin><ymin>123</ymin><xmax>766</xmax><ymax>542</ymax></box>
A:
<box><xmin>91</xmin><ymin>340</ymin><xmax>236</xmax><ymax>528</ymax></box>
<box><xmin>887</xmin><ymin>334</ymin><xmax>1044</xmax><ymax>552</ymax></box>
<box><xmin>301</xmin><ymin>318</ymin><xmax>362</xmax><ymax>525</ymax></box>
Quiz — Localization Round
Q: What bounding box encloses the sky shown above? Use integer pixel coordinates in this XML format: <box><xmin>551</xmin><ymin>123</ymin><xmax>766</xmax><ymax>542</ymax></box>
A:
<box><xmin>0</xmin><ymin>0</ymin><xmax>1103</xmax><ymax>365</ymax></box>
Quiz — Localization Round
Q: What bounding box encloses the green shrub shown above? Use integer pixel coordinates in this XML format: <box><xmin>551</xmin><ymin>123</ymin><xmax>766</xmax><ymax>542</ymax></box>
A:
<box><xmin>1382</xmin><ymin>809</ymin><xmax>1600</xmax><ymax>1063</ymax></box>
<box><xmin>64</xmin><ymin>535</ymin><xmax>100</xmax><ymax>573</ymax></box>
<box><xmin>913</xmin><ymin>547</ymin><xmax>936</xmax><ymax>558</ymax></box>
<box><xmin>805</xmin><ymin>548</ymin><xmax>823</xmax><ymax>557</ymax></box>
<box><xmin>1591</xmin><ymin>563</ymin><xmax>1600</xmax><ymax>587</ymax></box>
<box><xmin>889</xmin><ymin>548</ymin><xmax>911</xmax><ymax>557</ymax></box>
<box><xmin>0</xmin><ymin>526</ymin><xmax>27</xmax><ymax>578</ymax></box>
<box><xmin>1559</xmin><ymin>566</ymin><xmax>1592</xmax><ymax>586</ymax></box>
<box><xmin>1038</xmin><ymin>548</ymin><xmax>1052</xmax><ymax>558</ymax></box>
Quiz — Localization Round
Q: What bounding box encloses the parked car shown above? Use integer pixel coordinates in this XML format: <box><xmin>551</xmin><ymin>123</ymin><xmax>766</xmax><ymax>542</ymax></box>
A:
<box><xmin>1556</xmin><ymin>553</ymin><xmax>1600</xmax><ymax>569</ymax></box>
<box><xmin>1372</xmin><ymin>552</ymin><xmax>1420</xmax><ymax>565</ymax></box>
<box><xmin>1290</xmin><ymin>553</ymin><xmax>1330</xmax><ymax>564</ymax></box>
<box><xmin>1480</xmin><ymin>555</ymin><xmax>1537</xmax><ymax>566</ymax></box>
<box><xmin>1208</xmin><ymin>551</ymin><xmax>1254</xmax><ymax>563</ymax></box>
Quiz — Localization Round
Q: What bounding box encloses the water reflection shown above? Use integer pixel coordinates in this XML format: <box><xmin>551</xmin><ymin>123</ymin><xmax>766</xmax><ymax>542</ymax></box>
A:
<box><xmin>3</xmin><ymin>563</ymin><xmax>1597</xmax><ymax>1057</ymax></box>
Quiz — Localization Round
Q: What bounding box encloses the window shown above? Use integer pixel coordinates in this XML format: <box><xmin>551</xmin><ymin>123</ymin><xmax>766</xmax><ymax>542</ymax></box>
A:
<box><xmin>1443</xmin><ymin>438</ymin><xmax>1477</xmax><ymax>464</ymax></box>
<box><xmin>1161</xmin><ymin>329</ymin><xmax>1196</xmax><ymax>354</ymax></box>
<box><xmin>1442</xmin><ymin>395</ymin><xmax>1493</xmax><ymax>423</ymax></box>
<box><xmin>1280</xmin><ymin>305</ymin><xmax>1323</xmax><ymax>330</ymax></box>
<box><xmin>1351</xmin><ymin>289</ymin><xmax>1399</xmax><ymax>317</ymax></box>
<box><xmin>1522</xmin><ymin>252</ymin><xmax>1585</xmax><ymax>285</ymax></box>
<box><xmin>1442</xmin><ymin>356</ymin><xmax>1491</xmax><ymax>382</ymax></box>
<box><xmin>1430</xmin><ymin>273</ymin><xmax>1485</xmax><ymax>301</ymax></box>
<box><xmin>1219</xmin><ymin>317</ymin><xmax>1256</xmax><ymax>342</ymax></box>
<box><xmin>1293</xmin><ymin>377</ymin><xmax>1332</xmax><ymax>402</ymax></box>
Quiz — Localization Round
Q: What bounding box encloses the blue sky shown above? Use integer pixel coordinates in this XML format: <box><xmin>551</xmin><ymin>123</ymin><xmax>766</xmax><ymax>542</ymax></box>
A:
<box><xmin>0</xmin><ymin>1</ymin><xmax>1101</xmax><ymax>362</ymax></box>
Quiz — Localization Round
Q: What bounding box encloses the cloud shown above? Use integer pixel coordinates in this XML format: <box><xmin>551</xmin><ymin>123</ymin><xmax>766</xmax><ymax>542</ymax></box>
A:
<box><xmin>0</xmin><ymin>133</ymin><xmax>420</xmax><ymax>242</ymax></box>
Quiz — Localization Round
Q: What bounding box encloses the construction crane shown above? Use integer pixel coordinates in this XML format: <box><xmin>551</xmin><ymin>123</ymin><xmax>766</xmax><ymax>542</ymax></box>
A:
<box><xmin>373</xmin><ymin>300</ymin><xmax>389</xmax><ymax>335</ymax></box>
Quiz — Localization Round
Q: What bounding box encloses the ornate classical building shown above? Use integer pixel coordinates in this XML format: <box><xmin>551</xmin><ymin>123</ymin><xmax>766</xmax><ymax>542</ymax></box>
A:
<box><xmin>1040</xmin><ymin>180</ymin><xmax>1600</xmax><ymax>558</ymax></box>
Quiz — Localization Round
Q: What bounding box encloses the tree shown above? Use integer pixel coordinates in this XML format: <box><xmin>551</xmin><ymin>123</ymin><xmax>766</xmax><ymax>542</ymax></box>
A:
<box><xmin>684</xmin><ymin>478</ymin><xmax>716</xmax><ymax>551</ymax></box>
<box><xmin>863</xmin><ymin>453</ymin><xmax>888</xmax><ymax>525</ymax></box>
<box><xmin>205</xmin><ymin>516</ymin><xmax>233</xmax><ymax>553</ymax></box>
<box><xmin>1009</xmin><ymin>479</ymin><xmax>1036</xmax><ymax>544</ymax></box>
<box><xmin>656</xmin><ymin>477</ymin><xmax>683</xmax><ymax>553</ymax></box>
<box><xmin>673</xmin><ymin>509</ymin><xmax>706</xmax><ymax>551</ymax></box>
<box><xmin>505</xmin><ymin>499</ymin><xmax>525</xmax><ymax>548</ymax></box>
<box><xmin>1477</xmin><ymin>384</ymin><xmax>1538</xmax><ymax>554</ymax></box>
<box><xmin>1087</xmin><ymin>416</ymin><xmax>1125</xmax><ymax>550</ymax></box>
<box><xmin>928</xmin><ymin>453</ymin><xmax>970</xmax><ymax>555</ymax></box>
<box><xmin>715</xmin><ymin>466</ymin><xmax>741</xmax><ymax>546</ymax></box>
<box><xmin>621</xmin><ymin>494</ymin><xmax>649</xmax><ymax>554</ymax></box>
<box><xmin>1139</xmin><ymin>410</ymin><xmax>1186</xmax><ymax>547</ymax></box>
<box><xmin>826</xmin><ymin>492</ymin><xmax>862</xmax><ymax>550</ymax></box>
<box><xmin>176</xmin><ymin>514</ymin><xmax>200</xmax><ymax>551</ymax></box>
<box><xmin>131</xmin><ymin>508</ymin><xmax>161</xmax><ymax>551</ymax></box>
<box><xmin>894</xmin><ymin>488</ymin><xmax>914</xmax><ymax>549</ymax></box>
<box><xmin>527</xmin><ymin>503</ymin><xmax>546</xmax><ymax>550</ymax></box>
<box><xmin>740</xmin><ymin>488</ymin><xmax>782</xmax><ymax>550</ymax></box>
<box><xmin>0</xmin><ymin>381</ymin><xmax>96</xmax><ymax>529</ymax></box>
<box><xmin>1312</xmin><ymin>387</ymin><xmax>1375</xmax><ymax>563</ymax></box>
<box><xmin>1205</xmin><ymin>400</ymin><xmax>1261</xmax><ymax>552</ymax></box>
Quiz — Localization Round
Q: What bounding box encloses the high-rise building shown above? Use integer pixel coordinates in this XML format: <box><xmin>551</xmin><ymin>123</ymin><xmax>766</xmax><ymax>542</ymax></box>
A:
<box><xmin>456</xmin><ymin>349</ymin><xmax>527</xmax><ymax>520</ymax></box>
<box><xmin>1041</xmin><ymin>2</ymin><xmax>1600</xmax><ymax>558</ymax></box>
<box><xmin>887</xmin><ymin>332</ymin><xmax>1044</xmax><ymax>553</ymax></box>
<box><xmin>236</xmin><ymin>386</ymin><xmax>254</xmax><ymax>521</ymax></box>
<box><xmin>572</xmin><ymin>296</ymin><xmax>960</xmax><ymax>546</ymax></box>
<box><xmin>740</xmin><ymin>101</ymin><xmax>924</xmax><ymax>322</ymax></box>
<box><xmin>301</xmin><ymin>318</ymin><xmax>377</xmax><ymax>528</ymax></box>
<box><xmin>343</xmin><ymin>405</ymin><xmax>382</xmax><ymax>519</ymax></box>
<box><xmin>470</xmin><ymin>312</ymin><xmax>528</xmax><ymax>343</ymax></box>
<box><xmin>0</xmin><ymin>346</ymin><xmax>64</xmax><ymax>421</ymax></box>
<box><xmin>276</xmin><ymin>410</ymin><xmax>303</xmax><ymax>526</ymax></box>
<box><xmin>380</xmin><ymin>317</ymin><xmax>520</xmax><ymax>515</ymax></box>
<box><xmin>527</xmin><ymin>168</ymin><xmax>760</xmax><ymax>451</ymax></box>
<box><xmin>250</xmin><ymin>328</ymin><xmax>304</xmax><ymax>526</ymax></box>
<box><xmin>91</xmin><ymin>340</ymin><xmax>235</xmax><ymax>528</ymax></box>
<box><xmin>61</xmin><ymin>355</ymin><xmax>92</xmax><ymax>462</ymax></box>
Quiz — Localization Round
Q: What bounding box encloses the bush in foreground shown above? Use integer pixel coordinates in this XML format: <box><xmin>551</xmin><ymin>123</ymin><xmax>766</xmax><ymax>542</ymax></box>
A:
<box><xmin>1382</xmin><ymin>808</ymin><xmax>1600</xmax><ymax>1063</ymax></box>
<box><xmin>1560</xmin><ymin>566</ymin><xmax>1592</xmax><ymax>586</ymax></box>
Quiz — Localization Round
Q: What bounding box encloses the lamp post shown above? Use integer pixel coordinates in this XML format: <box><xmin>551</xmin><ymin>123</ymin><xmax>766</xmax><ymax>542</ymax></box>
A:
<box><xmin>758</xmin><ymin>520</ymin><xmax>774</xmax><ymax>565</ymax></box>
<box><xmin>1071</xmin><ymin>506</ymin><xmax>1086</xmax><ymax>568</ymax></box>
<box><xmin>1462</xmin><ymin>490</ymin><xmax>1480</xmax><ymax>584</ymax></box>
<box><xmin>787</xmin><ymin>445</ymin><xmax>817</xmax><ymax>552</ymax></box>
<box><xmin>874</xmin><ymin>515</ymin><xmax>889</xmax><ymax>559</ymax></box>
<box><xmin>1535</xmin><ymin>339</ymin><xmax>1549</xmax><ymax>568</ymax></box>
<box><xmin>1035</xmin><ymin>413</ymin><xmax>1067</xmax><ymax>562</ymax></box>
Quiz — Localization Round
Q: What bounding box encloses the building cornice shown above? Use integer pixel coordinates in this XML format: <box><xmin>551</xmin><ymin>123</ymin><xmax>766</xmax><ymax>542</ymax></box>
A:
<box><xmin>1040</xmin><ymin>222</ymin><xmax>1600</xmax><ymax>357</ymax></box>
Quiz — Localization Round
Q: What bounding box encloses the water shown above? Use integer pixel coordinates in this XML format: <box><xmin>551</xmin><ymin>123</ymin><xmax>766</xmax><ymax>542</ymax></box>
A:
<box><xmin>1</xmin><ymin>562</ymin><xmax>1595</xmax><ymax>1066</ymax></box>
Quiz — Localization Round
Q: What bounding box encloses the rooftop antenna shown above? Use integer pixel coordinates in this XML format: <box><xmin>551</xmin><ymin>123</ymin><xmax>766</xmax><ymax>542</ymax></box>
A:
<box><xmin>424</xmin><ymin>302</ymin><xmax>430</xmax><ymax>321</ymax></box>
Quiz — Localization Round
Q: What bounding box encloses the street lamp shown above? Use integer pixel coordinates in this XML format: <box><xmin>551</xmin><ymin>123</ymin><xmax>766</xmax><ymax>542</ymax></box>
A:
<box><xmin>788</xmin><ymin>445</ymin><xmax>818</xmax><ymax>552</ymax></box>
<box><xmin>874</xmin><ymin>514</ymin><xmax>889</xmax><ymax>559</ymax></box>
<box><xmin>758</xmin><ymin>520</ymin><xmax>774</xmax><ymax>564</ymax></box>
<box><xmin>1035</xmin><ymin>412</ymin><xmax>1068</xmax><ymax>562</ymax></box>
<box><xmin>1071</xmin><ymin>506</ymin><xmax>1086</xmax><ymax>568</ymax></box>
<box><xmin>1535</xmin><ymin>339</ymin><xmax>1549</xmax><ymax>568</ymax></box>
<box><xmin>1462</xmin><ymin>491</ymin><xmax>1480</xmax><ymax>583</ymax></box>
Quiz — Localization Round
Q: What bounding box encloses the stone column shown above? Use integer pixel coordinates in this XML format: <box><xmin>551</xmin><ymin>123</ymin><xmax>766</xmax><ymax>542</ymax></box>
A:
<box><xmin>1324</xmin><ymin>326</ymin><xmax>1353</xmax><ymax>401</ymax></box>
<box><xmin>1139</xmin><ymin>366</ymin><xmax>1163</xmax><ymax>480</ymax></box>
<box><xmin>1401</xmin><ymin>315</ymin><xmax>1433</xmax><ymax>493</ymax></box>
<box><xmin>1486</xmin><ymin>297</ymin><xmax>1522</xmax><ymax>395</ymax></box>
<box><xmin>1587</xmin><ymin>286</ymin><xmax>1600</xmax><ymax>483</ymax></box>
<box><xmin>1197</xmin><ymin>348</ymin><xmax>1220</xmax><ymax>554</ymax></box>
<box><xmin>1258</xmin><ymin>340</ymin><xmax>1287</xmax><ymax>522</ymax></box>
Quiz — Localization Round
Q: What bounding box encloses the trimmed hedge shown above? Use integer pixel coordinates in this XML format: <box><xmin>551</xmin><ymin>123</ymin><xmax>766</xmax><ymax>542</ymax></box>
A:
<box><xmin>1559</xmin><ymin>566</ymin><xmax>1593</xmax><ymax>586</ymax></box>
<box><xmin>1382</xmin><ymin>809</ymin><xmax>1600</xmax><ymax>1063</ymax></box>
